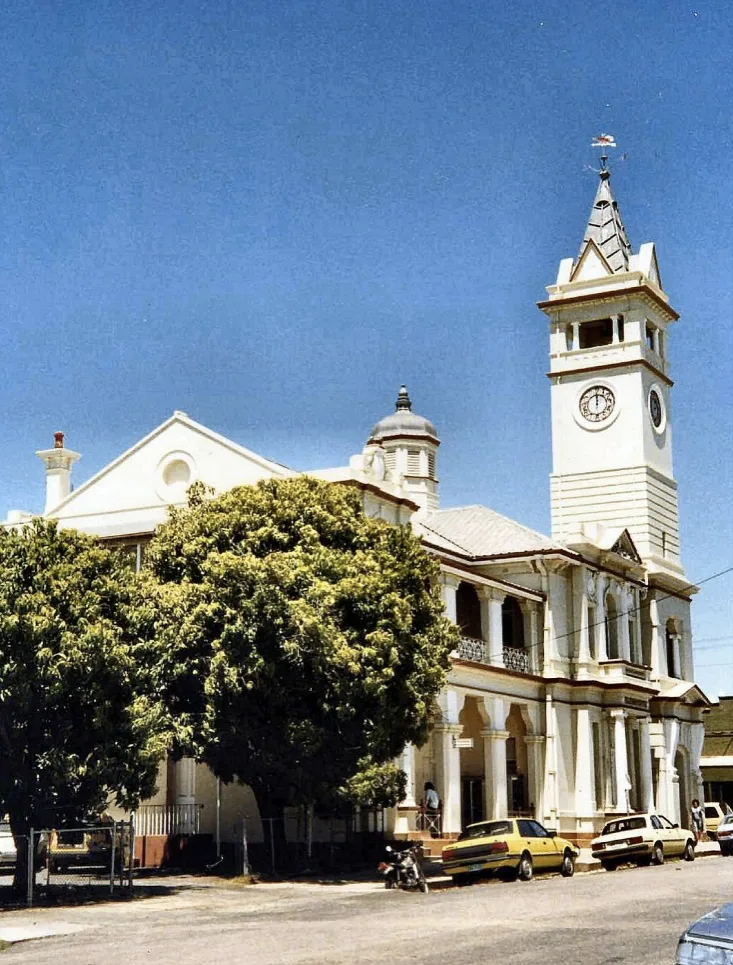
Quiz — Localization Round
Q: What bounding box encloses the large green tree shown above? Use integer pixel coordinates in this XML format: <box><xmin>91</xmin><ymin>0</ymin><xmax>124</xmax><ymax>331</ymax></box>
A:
<box><xmin>144</xmin><ymin>477</ymin><xmax>457</xmax><ymax>831</ymax></box>
<box><xmin>0</xmin><ymin>520</ymin><xmax>166</xmax><ymax>890</ymax></box>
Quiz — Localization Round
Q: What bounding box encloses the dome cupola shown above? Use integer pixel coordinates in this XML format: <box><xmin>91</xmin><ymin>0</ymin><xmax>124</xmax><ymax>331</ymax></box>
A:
<box><xmin>364</xmin><ymin>386</ymin><xmax>440</xmax><ymax>515</ymax></box>
<box><xmin>368</xmin><ymin>385</ymin><xmax>439</xmax><ymax>444</ymax></box>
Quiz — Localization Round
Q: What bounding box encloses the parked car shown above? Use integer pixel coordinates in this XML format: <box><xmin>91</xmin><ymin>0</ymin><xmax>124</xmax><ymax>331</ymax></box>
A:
<box><xmin>48</xmin><ymin>819</ymin><xmax>128</xmax><ymax>872</ymax></box>
<box><xmin>0</xmin><ymin>823</ymin><xmax>16</xmax><ymax>867</ymax></box>
<box><xmin>0</xmin><ymin>822</ymin><xmax>47</xmax><ymax>867</ymax></box>
<box><xmin>676</xmin><ymin>902</ymin><xmax>733</xmax><ymax>964</ymax></box>
<box><xmin>703</xmin><ymin>802</ymin><xmax>731</xmax><ymax>841</ymax></box>
<box><xmin>441</xmin><ymin>818</ymin><xmax>578</xmax><ymax>884</ymax></box>
<box><xmin>716</xmin><ymin>813</ymin><xmax>733</xmax><ymax>856</ymax></box>
<box><xmin>590</xmin><ymin>813</ymin><xmax>695</xmax><ymax>869</ymax></box>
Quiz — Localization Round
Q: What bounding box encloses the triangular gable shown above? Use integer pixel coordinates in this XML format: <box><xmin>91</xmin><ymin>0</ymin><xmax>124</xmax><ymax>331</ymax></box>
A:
<box><xmin>50</xmin><ymin>412</ymin><xmax>294</xmax><ymax>523</ymax></box>
<box><xmin>570</xmin><ymin>238</ymin><xmax>615</xmax><ymax>283</ymax></box>
<box><xmin>608</xmin><ymin>528</ymin><xmax>642</xmax><ymax>565</ymax></box>
<box><xmin>655</xmin><ymin>681</ymin><xmax>712</xmax><ymax>708</ymax></box>
<box><xmin>636</xmin><ymin>242</ymin><xmax>663</xmax><ymax>290</ymax></box>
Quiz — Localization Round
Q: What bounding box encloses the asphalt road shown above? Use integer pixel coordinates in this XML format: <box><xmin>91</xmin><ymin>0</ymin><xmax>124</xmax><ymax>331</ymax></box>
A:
<box><xmin>1</xmin><ymin>855</ymin><xmax>731</xmax><ymax>965</ymax></box>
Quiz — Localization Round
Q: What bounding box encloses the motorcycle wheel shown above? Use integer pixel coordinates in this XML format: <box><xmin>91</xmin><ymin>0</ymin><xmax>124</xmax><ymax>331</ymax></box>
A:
<box><xmin>418</xmin><ymin>872</ymin><xmax>429</xmax><ymax>894</ymax></box>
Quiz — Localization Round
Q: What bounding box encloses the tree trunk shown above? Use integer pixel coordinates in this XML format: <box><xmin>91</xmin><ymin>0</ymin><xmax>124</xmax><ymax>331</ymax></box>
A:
<box><xmin>9</xmin><ymin>815</ymin><xmax>31</xmax><ymax>897</ymax></box>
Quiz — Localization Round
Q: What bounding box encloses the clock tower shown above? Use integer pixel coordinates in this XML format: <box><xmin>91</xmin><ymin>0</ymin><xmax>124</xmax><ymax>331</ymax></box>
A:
<box><xmin>538</xmin><ymin>162</ymin><xmax>686</xmax><ymax>583</ymax></box>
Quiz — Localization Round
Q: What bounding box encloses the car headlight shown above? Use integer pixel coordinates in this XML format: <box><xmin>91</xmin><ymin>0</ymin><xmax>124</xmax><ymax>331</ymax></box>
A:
<box><xmin>677</xmin><ymin>939</ymin><xmax>733</xmax><ymax>965</ymax></box>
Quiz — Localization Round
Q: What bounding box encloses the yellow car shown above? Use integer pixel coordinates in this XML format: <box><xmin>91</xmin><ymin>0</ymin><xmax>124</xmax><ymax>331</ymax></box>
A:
<box><xmin>704</xmin><ymin>802</ymin><xmax>731</xmax><ymax>841</ymax></box>
<box><xmin>590</xmin><ymin>813</ymin><xmax>695</xmax><ymax>869</ymax></box>
<box><xmin>441</xmin><ymin>818</ymin><xmax>579</xmax><ymax>884</ymax></box>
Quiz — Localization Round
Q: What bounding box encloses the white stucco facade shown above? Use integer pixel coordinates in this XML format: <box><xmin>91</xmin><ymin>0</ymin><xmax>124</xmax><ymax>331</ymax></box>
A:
<box><xmin>4</xmin><ymin>165</ymin><xmax>708</xmax><ymax>850</ymax></box>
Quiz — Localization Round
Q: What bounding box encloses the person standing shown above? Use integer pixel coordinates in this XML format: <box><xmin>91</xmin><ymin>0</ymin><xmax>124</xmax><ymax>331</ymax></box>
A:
<box><xmin>690</xmin><ymin>799</ymin><xmax>705</xmax><ymax>843</ymax></box>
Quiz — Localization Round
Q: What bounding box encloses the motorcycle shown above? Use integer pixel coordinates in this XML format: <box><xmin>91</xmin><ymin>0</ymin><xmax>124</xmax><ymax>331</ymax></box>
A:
<box><xmin>378</xmin><ymin>843</ymin><xmax>429</xmax><ymax>893</ymax></box>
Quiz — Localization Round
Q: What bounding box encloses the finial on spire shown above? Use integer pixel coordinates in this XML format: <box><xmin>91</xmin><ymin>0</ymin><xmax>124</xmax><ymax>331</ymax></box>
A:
<box><xmin>396</xmin><ymin>385</ymin><xmax>412</xmax><ymax>411</ymax></box>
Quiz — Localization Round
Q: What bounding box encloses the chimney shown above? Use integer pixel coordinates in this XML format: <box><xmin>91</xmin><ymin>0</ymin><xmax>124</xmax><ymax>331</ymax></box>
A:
<box><xmin>36</xmin><ymin>432</ymin><xmax>81</xmax><ymax>514</ymax></box>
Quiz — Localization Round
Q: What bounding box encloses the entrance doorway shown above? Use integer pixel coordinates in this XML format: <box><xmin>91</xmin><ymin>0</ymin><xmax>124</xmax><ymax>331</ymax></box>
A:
<box><xmin>461</xmin><ymin>778</ymin><xmax>484</xmax><ymax>828</ymax></box>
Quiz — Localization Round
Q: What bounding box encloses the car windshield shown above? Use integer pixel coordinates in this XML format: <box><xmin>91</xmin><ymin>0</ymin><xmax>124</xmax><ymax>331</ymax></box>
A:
<box><xmin>458</xmin><ymin>821</ymin><xmax>512</xmax><ymax>841</ymax></box>
<box><xmin>601</xmin><ymin>816</ymin><xmax>647</xmax><ymax>835</ymax></box>
<box><xmin>721</xmin><ymin>814</ymin><xmax>733</xmax><ymax>826</ymax></box>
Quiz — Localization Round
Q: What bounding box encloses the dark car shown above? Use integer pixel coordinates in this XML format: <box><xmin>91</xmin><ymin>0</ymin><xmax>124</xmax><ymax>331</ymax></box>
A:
<box><xmin>676</xmin><ymin>903</ymin><xmax>733</xmax><ymax>964</ymax></box>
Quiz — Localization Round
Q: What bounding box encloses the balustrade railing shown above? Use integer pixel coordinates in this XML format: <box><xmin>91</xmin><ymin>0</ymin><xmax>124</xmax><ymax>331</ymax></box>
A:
<box><xmin>502</xmin><ymin>646</ymin><xmax>531</xmax><ymax>673</ymax></box>
<box><xmin>458</xmin><ymin>636</ymin><xmax>487</xmax><ymax>662</ymax></box>
<box><xmin>134</xmin><ymin>803</ymin><xmax>203</xmax><ymax>836</ymax></box>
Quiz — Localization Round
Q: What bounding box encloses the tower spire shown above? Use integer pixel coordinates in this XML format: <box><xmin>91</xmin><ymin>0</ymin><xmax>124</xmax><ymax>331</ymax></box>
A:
<box><xmin>579</xmin><ymin>162</ymin><xmax>632</xmax><ymax>273</ymax></box>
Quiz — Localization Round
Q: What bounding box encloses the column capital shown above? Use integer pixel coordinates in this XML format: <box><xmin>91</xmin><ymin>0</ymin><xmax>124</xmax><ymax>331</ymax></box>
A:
<box><xmin>434</xmin><ymin>723</ymin><xmax>463</xmax><ymax>736</ymax></box>
<box><xmin>480</xmin><ymin>728</ymin><xmax>510</xmax><ymax>741</ymax></box>
<box><xmin>440</xmin><ymin>572</ymin><xmax>461</xmax><ymax>590</ymax></box>
<box><xmin>608</xmin><ymin>708</ymin><xmax>626</xmax><ymax>721</ymax></box>
<box><xmin>525</xmin><ymin>735</ymin><xmax>546</xmax><ymax>746</ymax></box>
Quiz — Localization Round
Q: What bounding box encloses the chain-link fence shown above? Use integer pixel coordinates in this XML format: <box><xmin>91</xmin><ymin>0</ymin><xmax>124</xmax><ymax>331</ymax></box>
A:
<box><xmin>20</xmin><ymin>820</ymin><xmax>135</xmax><ymax>906</ymax></box>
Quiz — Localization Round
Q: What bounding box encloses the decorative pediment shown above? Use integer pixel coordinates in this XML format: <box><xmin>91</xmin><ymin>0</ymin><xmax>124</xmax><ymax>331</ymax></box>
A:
<box><xmin>49</xmin><ymin>412</ymin><xmax>294</xmax><ymax>531</ymax></box>
<box><xmin>570</xmin><ymin>238</ymin><xmax>615</xmax><ymax>283</ymax></box>
<box><xmin>609</xmin><ymin>529</ymin><xmax>642</xmax><ymax>564</ymax></box>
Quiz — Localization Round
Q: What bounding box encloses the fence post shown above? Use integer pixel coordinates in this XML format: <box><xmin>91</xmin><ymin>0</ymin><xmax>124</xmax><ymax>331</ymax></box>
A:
<box><xmin>128</xmin><ymin>815</ymin><xmax>135</xmax><ymax>890</ymax></box>
<box><xmin>110</xmin><ymin>824</ymin><xmax>117</xmax><ymax>894</ymax></box>
<box><xmin>27</xmin><ymin>829</ymin><xmax>34</xmax><ymax>908</ymax></box>
<box><xmin>241</xmin><ymin>818</ymin><xmax>250</xmax><ymax>876</ymax></box>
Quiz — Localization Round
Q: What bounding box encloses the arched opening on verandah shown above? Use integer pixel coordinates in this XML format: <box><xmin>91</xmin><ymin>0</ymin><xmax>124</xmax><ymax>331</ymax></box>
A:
<box><xmin>506</xmin><ymin>704</ymin><xmax>530</xmax><ymax>815</ymax></box>
<box><xmin>458</xmin><ymin>696</ymin><xmax>485</xmax><ymax>828</ymax></box>
<box><xmin>675</xmin><ymin>746</ymin><xmax>691</xmax><ymax>829</ymax></box>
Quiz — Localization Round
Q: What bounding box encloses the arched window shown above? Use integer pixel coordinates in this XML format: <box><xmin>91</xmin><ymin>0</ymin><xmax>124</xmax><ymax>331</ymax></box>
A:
<box><xmin>456</xmin><ymin>582</ymin><xmax>482</xmax><ymax>639</ymax></box>
<box><xmin>502</xmin><ymin>597</ymin><xmax>525</xmax><ymax>650</ymax></box>
<box><xmin>606</xmin><ymin>594</ymin><xmax>620</xmax><ymax>659</ymax></box>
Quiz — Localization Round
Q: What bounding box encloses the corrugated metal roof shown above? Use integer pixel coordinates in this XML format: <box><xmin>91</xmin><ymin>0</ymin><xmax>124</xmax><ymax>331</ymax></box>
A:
<box><xmin>415</xmin><ymin>504</ymin><xmax>559</xmax><ymax>558</ymax></box>
<box><xmin>579</xmin><ymin>170</ymin><xmax>632</xmax><ymax>273</ymax></box>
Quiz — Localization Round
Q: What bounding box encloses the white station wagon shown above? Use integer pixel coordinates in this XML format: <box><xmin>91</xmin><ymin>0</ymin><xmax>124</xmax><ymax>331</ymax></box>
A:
<box><xmin>591</xmin><ymin>813</ymin><xmax>696</xmax><ymax>870</ymax></box>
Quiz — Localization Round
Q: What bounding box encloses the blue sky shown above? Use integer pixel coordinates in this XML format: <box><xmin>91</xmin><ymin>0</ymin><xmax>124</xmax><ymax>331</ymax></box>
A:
<box><xmin>1</xmin><ymin>0</ymin><xmax>731</xmax><ymax>695</ymax></box>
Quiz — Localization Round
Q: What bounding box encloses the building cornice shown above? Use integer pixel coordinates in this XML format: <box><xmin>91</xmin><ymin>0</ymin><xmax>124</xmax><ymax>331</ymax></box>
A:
<box><xmin>537</xmin><ymin>283</ymin><xmax>679</xmax><ymax>322</ymax></box>
<box><xmin>547</xmin><ymin>356</ymin><xmax>673</xmax><ymax>388</ymax></box>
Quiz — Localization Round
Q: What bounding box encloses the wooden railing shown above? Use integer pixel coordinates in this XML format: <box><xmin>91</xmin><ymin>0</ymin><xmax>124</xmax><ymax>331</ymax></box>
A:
<box><xmin>134</xmin><ymin>803</ymin><xmax>203</xmax><ymax>836</ymax></box>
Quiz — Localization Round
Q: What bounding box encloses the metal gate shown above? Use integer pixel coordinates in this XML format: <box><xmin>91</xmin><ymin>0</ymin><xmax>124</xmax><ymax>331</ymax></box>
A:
<box><xmin>27</xmin><ymin>819</ymin><xmax>135</xmax><ymax>906</ymax></box>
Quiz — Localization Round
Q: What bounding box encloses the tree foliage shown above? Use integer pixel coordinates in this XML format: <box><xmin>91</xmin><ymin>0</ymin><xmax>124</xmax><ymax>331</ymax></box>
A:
<box><xmin>144</xmin><ymin>477</ymin><xmax>457</xmax><ymax>815</ymax></box>
<box><xmin>0</xmin><ymin>520</ymin><xmax>166</xmax><ymax>881</ymax></box>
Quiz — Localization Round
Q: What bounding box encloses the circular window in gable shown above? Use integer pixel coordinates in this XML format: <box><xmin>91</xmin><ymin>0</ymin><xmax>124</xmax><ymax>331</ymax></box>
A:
<box><xmin>155</xmin><ymin>451</ymin><xmax>197</xmax><ymax>503</ymax></box>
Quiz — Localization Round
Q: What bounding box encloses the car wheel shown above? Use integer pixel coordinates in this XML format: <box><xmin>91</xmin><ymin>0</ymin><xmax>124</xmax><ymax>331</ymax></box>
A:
<box><xmin>517</xmin><ymin>852</ymin><xmax>533</xmax><ymax>882</ymax></box>
<box><xmin>600</xmin><ymin>859</ymin><xmax>617</xmax><ymax>871</ymax></box>
<box><xmin>652</xmin><ymin>842</ymin><xmax>664</xmax><ymax>865</ymax></box>
<box><xmin>684</xmin><ymin>840</ymin><xmax>695</xmax><ymax>862</ymax></box>
<box><xmin>561</xmin><ymin>851</ymin><xmax>575</xmax><ymax>877</ymax></box>
<box><xmin>720</xmin><ymin>845</ymin><xmax>731</xmax><ymax>857</ymax></box>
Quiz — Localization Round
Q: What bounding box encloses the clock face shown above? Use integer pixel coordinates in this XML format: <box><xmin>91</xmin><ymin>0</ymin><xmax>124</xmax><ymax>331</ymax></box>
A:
<box><xmin>579</xmin><ymin>385</ymin><xmax>615</xmax><ymax>423</ymax></box>
<box><xmin>649</xmin><ymin>389</ymin><xmax>663</xmax><ymax>428</ymax></box>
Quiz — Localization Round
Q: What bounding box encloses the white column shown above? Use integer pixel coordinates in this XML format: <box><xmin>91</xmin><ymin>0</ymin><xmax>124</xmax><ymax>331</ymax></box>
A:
<box><xmin>401</xmin><ymin>744</ymin><xmax>417</xmax><ymax>807</ymax></box>
<box><xmin>520</xmin><ymin>601</ymin><xmax>540</xmax><ymax>674</ymax></box>
<box><xmin>175</xmin><ymin>757</ymin><xmax>197</xmax><ymax>833</ymax></box>
<box><xmin>482</xmin><ymin>729</ymin><xmax>510</xmax><ymax>819</ymax></box>
<box><xmin>572</xmin><ymin>321</ymin><xmax>580</xmax><ymax>349</ymax></box>
<box><xmin>611</xmin><ymin>314</ymin><xmax>620</xmax><ymax>343</ymax></box>
<box><xmin>434</xmin><ymin>725</ymin><xmax>462</xmax><ymax>833</ymax></box>
<box><xmin>441</xmin><ymin>573</ymin><xmax>459</xmax><ymax>624</ymax></box>
<box><xmin>574</xmin><ymin>708</ymin><xmax>594</xmax><ymax>816</ymax></box>
<box><xmin>175</xmin><ymin>757</ymin><xmax>196</xmax><ymax>804</ymax></box>
<box><xmin>610</xmin><ymin>710</ymin><xmax>630</xmax><ymax>813</ymax></box>
<box><xmin>487</xmin><ymin>593</ymin><xmax>505</xmax><ymax>668</ymax></box>
<box><xmin>525</xmin><ymin>736</ymin><xmax>545</xmax><ymax>819</ymax></box>
<box><xmin>649</xmin><ymin>595</ymin><xmax>662</xmax><ymax>682</ymax></box>
<box><xmin>596</xmin><ymin>576</ymin><xmax>608</xmax><ymax>661</ymax></box>
<box><xmin>639</xmin><ymin>718</ymin><xmax>654</xmax><ymax>812</ymax></box>
<box><xmin>619</xmin><ymin>589</ymin><xmax>631</xmax><ymax>662</ymax></box>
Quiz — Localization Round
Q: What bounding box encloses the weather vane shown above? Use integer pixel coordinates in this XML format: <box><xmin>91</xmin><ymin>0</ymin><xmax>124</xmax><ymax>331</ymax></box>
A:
<box><xmin>584</xmin><ymin>133</ymin><xmax>627</xmax><ymax>175</ymax></box>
